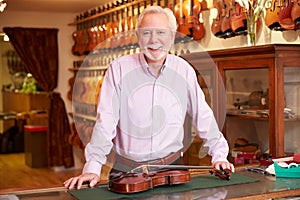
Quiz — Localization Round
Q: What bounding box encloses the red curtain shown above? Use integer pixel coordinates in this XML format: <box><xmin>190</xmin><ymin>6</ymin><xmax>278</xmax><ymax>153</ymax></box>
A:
<box><xmin>3</xmin><ymin>27</ymin><xmax>74</xmax><ymax>168</ymax></box>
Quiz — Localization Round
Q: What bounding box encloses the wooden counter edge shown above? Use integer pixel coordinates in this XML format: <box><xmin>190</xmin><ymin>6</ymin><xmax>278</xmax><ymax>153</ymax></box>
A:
<box><xmin>227</xmin><ymin>188</ymin><xmax>300</xmax><ymax>200</ymax></box>
<box><xmin>0</xmin><ymin>180</ymin><xmax>109</xmax><ymax>195</ymax></box>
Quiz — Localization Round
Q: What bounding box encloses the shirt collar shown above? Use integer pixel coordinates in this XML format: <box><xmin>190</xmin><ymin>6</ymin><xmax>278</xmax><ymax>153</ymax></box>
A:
<box><xmin>138</xmin><ymin>53</ymin><xmax>168</xmax><ymax>77</ymax></box>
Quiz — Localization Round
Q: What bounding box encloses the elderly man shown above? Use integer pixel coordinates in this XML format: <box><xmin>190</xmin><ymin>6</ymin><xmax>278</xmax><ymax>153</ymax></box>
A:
<box><xmin>64</xmin><ymin>5</ymin><xmax>234</xmax><ymax>190</ymax></box>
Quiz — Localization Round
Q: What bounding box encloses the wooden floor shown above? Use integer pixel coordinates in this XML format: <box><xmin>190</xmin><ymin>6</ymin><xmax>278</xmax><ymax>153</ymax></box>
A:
<box><xmin>0</xmin><ymin>153</ymin><xmax>83</xmax><ymax>193</ymax></box>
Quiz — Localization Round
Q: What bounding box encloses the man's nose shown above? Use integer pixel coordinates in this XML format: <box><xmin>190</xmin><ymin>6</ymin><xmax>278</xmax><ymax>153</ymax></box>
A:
<box><xmin>149</xmin><ymin>31</ymin><xmax>159</xmax><ymax>42</ymax></box>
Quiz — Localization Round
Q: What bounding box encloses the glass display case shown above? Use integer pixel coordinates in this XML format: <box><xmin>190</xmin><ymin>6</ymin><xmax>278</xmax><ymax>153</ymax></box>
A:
<box><xmin>283</xmin><ymin>67</ymin><xmax>300</xmax><ymax>155</ymax></box>
<box><xmin>225</xmin><ymin>68</ymin><xmax>270</xmax><ymax>153</ymax></box>
<box><xmin>183</xmin><ymin>44</ymin><xmax>300</xmax><ymax>158</ymax></box>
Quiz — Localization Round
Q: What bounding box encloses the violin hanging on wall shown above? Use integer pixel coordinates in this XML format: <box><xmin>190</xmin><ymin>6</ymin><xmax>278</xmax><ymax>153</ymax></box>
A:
<box><xmin>174</xmin><ymin>0</ymin><xmax>191</xmax><ymax>40</ymax></box>
<box><xmin>278</xmin><ymin>0</ymin><xmax>295</xmax><ymax>29</ymax></box>
<box><xmin>191</xmin><ymin>0</ymin><xmax>206</xmax><ymax>40</ymax></box>
<box><xmin>230</xmin><ymin>0</ymin><xmax>247</xmax><ymax>35</ymax></box>
<box><xmin>179</xmin><ymin>0</ymin><xmax>205</xmax><ymax>40</ymax></box>
<box><xmin>211</xmin><ymin>0</ymin><xmax>223</xmax><ymax>37</ymax></box>
<box><xmin>220</xmin><ymin>0</ymin><xmax>234</xmax><ymax>38</ymax></box>
<box><xmin>265</xmin><ymin>0</ymin><xmax>283</xmax><ymax>30</ymax></box>
<box><xmin>87</xmin><ymin>9</ymin><xmax>98</xmax><ymax>53</ymax></box>
<box><xmin>72</xmin><ymin>15</ymin><xmax>83</xmax><ymax>56</ymax></box>
<box><xmin>81</xmin><ymin>11</ymin><xmax>91</xmax><ymax>55</ymax></box>
<box><xmin>291</xmin><ymin>0</ymin><xmax>300</xmax><ymax>26</ymax></box>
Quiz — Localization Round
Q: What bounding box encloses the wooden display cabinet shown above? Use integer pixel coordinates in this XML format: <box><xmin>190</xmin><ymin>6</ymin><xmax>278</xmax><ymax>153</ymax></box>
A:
<box><xmin>2</xmin><ymin>91</ymin><xmax>49</xmax><ymax>131</ymax></box>
<box><xmin>183</xmin><ymin>44</ymin><xmax>300</xmax><ymax>158</ymax></box>
<box><xmin>2</xmin><ymin>91</ymin><xmax>49</xmax><ymax>113</ymax></box>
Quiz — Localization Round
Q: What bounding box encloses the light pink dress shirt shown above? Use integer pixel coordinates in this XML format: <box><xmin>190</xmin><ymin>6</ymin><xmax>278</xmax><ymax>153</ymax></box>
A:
<box><xmin>83</xmin><ymin>53</ymin><xmax>229</xmax><ymax>176</ymax></box>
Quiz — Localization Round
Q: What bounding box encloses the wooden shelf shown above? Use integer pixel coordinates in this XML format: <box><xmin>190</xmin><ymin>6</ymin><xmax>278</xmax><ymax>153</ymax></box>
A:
<box><xmin>68</xmin><ymin>66</ymin><xmax>107</xmax><ymax>71</ymax></box>
<box><xmin>68</xmin><ymin>0</ymin><xmax>150</xmax><ymax>26</ymax></box>
<box><xmin>226</xmin><ymin>113</ymin><xmax>269</xmax><ymax>121</ymax></box>
<box><xmin>69</xmin><ymin>112</ymin><xmax>96</xmax><ymax>122</ymax></box>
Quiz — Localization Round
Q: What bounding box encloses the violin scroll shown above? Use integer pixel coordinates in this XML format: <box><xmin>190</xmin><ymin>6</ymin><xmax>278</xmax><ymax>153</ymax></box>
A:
<box><xmin>209</xmin><ymin>168</ymin><xmax>232</xmax><ymax>180</ymax></box>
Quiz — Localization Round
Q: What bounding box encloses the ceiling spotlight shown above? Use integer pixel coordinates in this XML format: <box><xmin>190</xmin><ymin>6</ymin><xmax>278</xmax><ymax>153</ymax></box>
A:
<box><xmin>0</xmin><ymin>0</ymin><xmax>7</xmax><ymax>12</ymax></box>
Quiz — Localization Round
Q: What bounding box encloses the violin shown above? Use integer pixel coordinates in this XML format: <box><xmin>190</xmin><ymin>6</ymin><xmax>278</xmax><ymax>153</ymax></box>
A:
<box><xmin>105</xmin><ymin>7</ymin><xmax>114</xmax><ymax>51</ymax></box>
<box><xmin>108</xmin><ymin>165</ymin><xmax>232</xmax><ymax>194</ymax></box>
<box><xmin>211</xmin><ymin>0</ymin><xmax>223</xmax><ymax>37</ymax></box>
<box><xmin>109</xmin><ymin>170</ymin><xmax>190</xmax><ymax>193</ymax></box>
<box><xmin>291</xmin><ymin>0</ymin><xmax>300</xmax><ymax>26</ymax></box>
<box><xmin>221</xmin><ymin>0</ymin><xmax>234</xmax><ymax>38</ymax></box>
<box><xmin>278</xmin><ymin>0</ymin><xmax>296</xmax><ymax>29</ymax></box>
<box><xmin>111</xmin><ymin>9</ymin><xmax>120</xmax><ymax>50</ymax></box>
<box><xmin>99</xmin><ymin>6</ymin><xmax>110</xmax><ymax>52</ymax></box>
<box><xmin>265</xmin><ymin>0</ymin><xmax>283</xmax><ymax>30</ymax></box>
<box><xmin>130</xmin><ymin>1</ymin><xmax>140</xmax><ymax>49</ymax></box>
<box><xmin>82</xmin><ymin>11</ymin><xmax>91</xmax><ymax>55</ymax></box>
<box><xmin>124</xmin><ymin>1</ymin><xmax>133</xmax><ymax>49</ymax></box>
<box><xmin>96</xmin><ymin>6</ymin><xmax>107</xmax><ymax>50</ymax></box>
<box><xmin>230</xmin><ymin>0</ymin><xmax>247</xmax><ymax>35</ymax></box>
<box><xmin>181</xmin><ymin>0</ymin><xmax>205</xmax><ymax>40</ymax></box>
<box><xmin>191</xmin><ymin>0</ymin><xmax>205</xmax><ymax>40</ymax></box>
<box><xmin>174</xmin><ymin>0</ymin><xmax>191</xmax><ymax>38</ymax></box>
<box><xmin>163</xmin><ymin>0</ymin><xmax>175</xmax><ymax>10</ymax></box>
<box><xmin>72</xmin><ymin>15</ymin><xmax>83</xmax><ymax>56</ymax></box>
<box><xmin>87</xmin><ymin>9</ymin><xmax>98</xmax><ymax>53</ymax></box>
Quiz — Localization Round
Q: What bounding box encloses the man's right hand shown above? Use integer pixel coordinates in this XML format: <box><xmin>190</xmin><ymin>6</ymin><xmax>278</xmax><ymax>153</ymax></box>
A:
<box><xmin>64</xmin><ymin>173</ymin><xmax>100</xmax><ymax>190</ymax></box>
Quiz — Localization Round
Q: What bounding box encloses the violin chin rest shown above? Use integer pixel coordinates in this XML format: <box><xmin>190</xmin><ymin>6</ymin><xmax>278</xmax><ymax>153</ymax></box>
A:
<box><xmin>295</xmin><ymin>17</ymin><xmax>300</xmax><ymax>26</ymax></box>
<box><xmin>234</xmin><ymin>28</ymin><xmax>247</xmax><ymax>36</ymax></box>
<box><xmin>268</xmin><ymin>22</ymin><xmax>284</xmax><ymax>31</ymax></box>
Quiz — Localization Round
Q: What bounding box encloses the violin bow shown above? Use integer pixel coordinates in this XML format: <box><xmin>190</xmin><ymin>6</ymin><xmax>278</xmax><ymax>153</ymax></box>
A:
<box><xmin>129</xmin><ymin>164</ymin><xmax>232</xmax><ymax>180</ymax></box>
<box><xmin>109</xmin><ymin>164</ymin><xmax>232</xmax><ymax>182</ymax></box>
<box><xmin>129</xmin><ymin>164</ymin><xmax>213</xmax><ymax>172</ymax></box>
<box><xmin>108</xmin><ymin>164</ymin><xmax>213</xmax><ymax>182</ymax></box>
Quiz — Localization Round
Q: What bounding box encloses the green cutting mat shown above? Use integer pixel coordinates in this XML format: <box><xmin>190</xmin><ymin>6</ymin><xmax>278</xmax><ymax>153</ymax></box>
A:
<box><xmin>68</xmin><ymin>173</ymin><xmax>258</xmax><ymax>200</ymax></box>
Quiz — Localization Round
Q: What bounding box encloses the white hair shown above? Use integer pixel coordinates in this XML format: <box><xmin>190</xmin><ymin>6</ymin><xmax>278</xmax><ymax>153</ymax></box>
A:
<box><xmin>137</xmin><ymin>6</ymin><xmax>177</xmax><ymax>32</ymax></box>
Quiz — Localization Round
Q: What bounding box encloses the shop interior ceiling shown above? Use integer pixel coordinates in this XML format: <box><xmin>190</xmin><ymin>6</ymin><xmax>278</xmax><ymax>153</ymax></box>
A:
<box><xmin>6</xmin><ymin>0</ymin><xmax>113</xmax><ymax>13</ymax></box>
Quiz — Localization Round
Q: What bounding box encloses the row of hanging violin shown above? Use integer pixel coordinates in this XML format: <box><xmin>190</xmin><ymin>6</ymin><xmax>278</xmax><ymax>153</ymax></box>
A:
<box><xmin>265</xmin><ymin>0</ymin><xmax>300</xmax><ymax>31</ymax></box>
<box><xmin>72</xmin><ymin>0</ymin><xmax>139</xmax><ymax>56</ymax></box>
<box><xmin>71</xmin><ymin>0</ymin><xmax>207</xmax><ymax>56</ymax></box>
<box><xmin>211</xmin><ymin>0</ymin><xmax>249</xmax><ymax>39</ymax></box>
<box><xmin>211</xmin><ymin>0</ymin><xmax>300</xmax><ymax>39</ymax></box>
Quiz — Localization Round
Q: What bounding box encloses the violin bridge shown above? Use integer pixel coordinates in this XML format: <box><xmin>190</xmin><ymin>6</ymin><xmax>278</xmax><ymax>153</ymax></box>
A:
<box><xmin>142</xmin><ymin>166</ymin><xmax>149</xmax><ymax>175</ymax></box>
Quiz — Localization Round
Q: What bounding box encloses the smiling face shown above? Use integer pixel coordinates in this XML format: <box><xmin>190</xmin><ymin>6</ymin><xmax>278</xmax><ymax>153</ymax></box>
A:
<box><xmin>137</xmin><ymin>13</ymin><xmax>175</xmax><ymax>65</ymax></box>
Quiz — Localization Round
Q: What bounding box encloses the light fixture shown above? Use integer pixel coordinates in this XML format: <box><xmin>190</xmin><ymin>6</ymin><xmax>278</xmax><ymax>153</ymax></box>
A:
<box><xmin>0</xmin><ymin>0</ymin><xmax>7</xmax><ymax>12</ymax></box>
<box><xmin>0</xmin><ymin>33</ymin><xmax>9</xmax><ymax>42</ymax></box>
<box><xmin>3</xmin><ymin>34</ymin><xmax>9</xmax><ymax>41</ymax></box>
